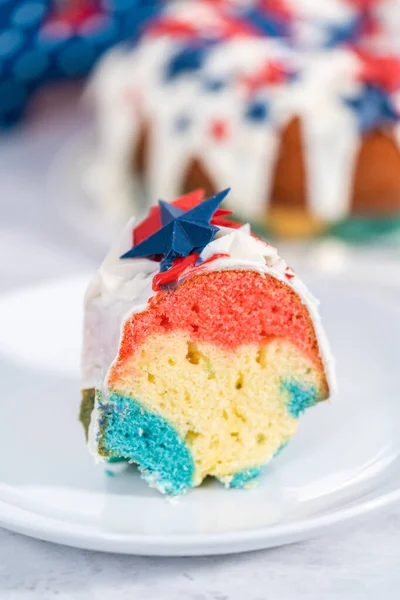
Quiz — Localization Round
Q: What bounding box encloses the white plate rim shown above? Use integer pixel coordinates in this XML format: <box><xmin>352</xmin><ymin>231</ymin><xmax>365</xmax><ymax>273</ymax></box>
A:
<box><xmin>1</xmin><ymin>484</ymin><xmax>400</xmax><ymax>556</ymax></box>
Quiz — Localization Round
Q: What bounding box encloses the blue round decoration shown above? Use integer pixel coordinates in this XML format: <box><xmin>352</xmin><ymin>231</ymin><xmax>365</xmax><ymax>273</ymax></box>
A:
<box><xmin>12</xmin><ymin>2</ymin><xmax>46</xmax><ymax>28</ymax></box>
<box><xmin>79</xmin><ymin>18</ymin><xmax>118</xmax><ymax>44</ymax></box>
<box><xmin>0</xmin><ymin>80</ymin><xmax>27</xmax><ymax>111</ymax></box>
<box><xmin>58</xmin><ymin>39</ymin><xmax>96</xmax><ymax>75</ymax></box>
<box><xmin>36</xmin><ymin>21</ymin><xmax>71</xmax><ymax>48</ymax></box>
<box><xmin>0</xmin><ymin>28</ymin><xmax>23</xmax><ymax>58</ymax></box>
<box><xmin>14</xmin><ymin>49</ymin><xmax>48</xmax><ymax>80</ymax></box>
<box><xmin>0</xmin><ymin>0</ymin><xmax>167</xmax><ymax>127</ymax></box>
<box><xmin>103</xmin><ymin>0</ymin><xmax>138</xmax><ymax>13</ymax></box>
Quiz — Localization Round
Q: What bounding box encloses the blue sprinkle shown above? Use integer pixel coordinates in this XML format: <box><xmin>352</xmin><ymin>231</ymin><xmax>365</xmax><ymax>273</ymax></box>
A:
<box><xmin>14</xmin><ymin>50</ymin><xmax>48</xmax><ymax>80</ymax></box>
<box><xmin>100</xmin><ymin>394</ymin><xmax>195</xmax><ymax>495</ymax></box>
<box><xmin>326</xmin><ymin>15</ymin><xmax>362</xmax><ymax>48</ymax></box>
<box><xmin>203</xmin><ymin>78</ymin><xmax>226</xmax><ymax>93</ymax></box>
<box><xmin>243</xmin><ymin>8</ymin><xmax>290</xmax><ymax>38</ymax></box>
<box><xmin>166</xmin><ymin>42</ymin><xmax>214</xmax><ymax>81</ymax></box>
<box><xmin>0</xmin><ymin>29</ymin><xmax>23</xmax><ymax>58</ymax></box>
<box><xmin>344</xmin><ymin>84</ymin><xmax>399</xmax><ymax>133</ymax></box>
<box><xmin>245</xmin><ymin>99</ymin><xmax>270</xmax><ymax>122</ymax></box>
<box><xmin>175</xmin><ymin>115</ymin><xmax>191</xmax><ymax>132</ymax></box>
<box><xmin>12</xmin><ymin>2</ymin><xmax>46</xmax><ymax>28</ymax></box>
<box><xmin>283</xmin><ymin>380</ymin><xmax>317</xmax><ymax>418</ymax></box>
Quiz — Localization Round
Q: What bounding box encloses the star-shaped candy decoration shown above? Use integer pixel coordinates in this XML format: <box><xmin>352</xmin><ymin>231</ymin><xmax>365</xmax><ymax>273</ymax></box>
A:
<box><xmin>326</xmin><ymin>15</ymin><xmax>364</xmax><ymax>48</ymax></box>
<box><xmin>344</xmin><ymin>84</ymin><xmax>399</xmax><ymax>133</ymax></box>
<box><xmin>121</xmin><ymin>189</ymin><xmax>231</xmax><ymax>272</ymax></box>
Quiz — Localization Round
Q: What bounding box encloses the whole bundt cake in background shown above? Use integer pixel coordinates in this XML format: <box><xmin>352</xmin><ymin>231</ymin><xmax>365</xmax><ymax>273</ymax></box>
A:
<box><xmin>87</xmin><ymin>0</ymin><xmax>400</xmax><ymax>238</ymax></box>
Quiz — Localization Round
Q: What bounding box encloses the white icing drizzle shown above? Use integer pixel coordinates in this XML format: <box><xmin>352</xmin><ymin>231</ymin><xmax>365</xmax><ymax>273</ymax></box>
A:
<box><xmin>88</xmin><ymin>2</ymin><xmax>400</xmax><ymax>225</ymax></box>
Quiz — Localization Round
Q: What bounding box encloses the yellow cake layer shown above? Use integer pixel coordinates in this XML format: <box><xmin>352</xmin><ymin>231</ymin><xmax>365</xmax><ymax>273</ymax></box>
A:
<box><xmin>108</xmin><ymin>333</ymin><xmax>325</xmax><ymax>484</ymax></box>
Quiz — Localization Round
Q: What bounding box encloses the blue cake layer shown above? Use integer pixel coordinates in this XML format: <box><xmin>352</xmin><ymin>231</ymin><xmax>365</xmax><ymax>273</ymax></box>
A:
<box><xmin>98</xmin><ymin>379</ymin><xmax>317</xmax><ymax>494</ymax></box>
<box><xmin>283</xmin><ymin>380</ymin><xmax>318</xmax><ymax>418</ymax></box>
<box><xmin>225</xmin><ymin>467</ymin><xmax>264</xmax><ymax>488</ymax></box>
<box><xmin>99</xmin><ymin>394</ymin><xmax>194</xmax><ymax>495</ymax></box>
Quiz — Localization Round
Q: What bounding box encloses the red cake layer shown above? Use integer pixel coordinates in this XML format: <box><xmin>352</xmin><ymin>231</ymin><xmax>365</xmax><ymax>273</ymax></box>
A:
<box><xmin>108</xmin><ymin>270</ymin><xmax>327</xmax><ymax>389</ymax></box>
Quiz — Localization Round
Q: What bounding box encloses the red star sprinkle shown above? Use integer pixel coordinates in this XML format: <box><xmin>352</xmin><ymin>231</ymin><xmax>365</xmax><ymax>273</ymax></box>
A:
<box><xmin>218</xmin><ymin>16</ymin><xmax>259</xmax><ymax>39</ymax></box>
<box><xmin>259</xmin><ymin>0</ymin><xmax>292</xmax><ymax>20</ymax></box>
<box><xmin>357</xmin><ymin>50</ymin><xmax>400</xmax><ymax>92</ymax></box>
<box><xmin>242</xmin><ymin>61</ymin><xmax>290</xmax><ymax>96</ymax></box>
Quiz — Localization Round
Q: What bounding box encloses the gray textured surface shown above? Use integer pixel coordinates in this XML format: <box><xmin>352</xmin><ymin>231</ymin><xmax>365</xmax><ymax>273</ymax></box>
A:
<box><xmin>1</xmin><ymin>103</ymin><xmax>400</xmax><ymax>599</ymax></box>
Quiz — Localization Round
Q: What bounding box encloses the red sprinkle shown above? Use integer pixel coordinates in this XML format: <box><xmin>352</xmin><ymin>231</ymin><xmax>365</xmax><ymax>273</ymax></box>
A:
<box><xmin>210</xmin><ymin>120</ymin><xmax>229</xmax><ymax>142</ymax></box>
<box><xmin>285</xmin><ymin>267</ymin><xmax>295</xmax><ymax>280</ymax></box>
<box><xmin>147</xmin><ymin>19</ymin><xmax>199</xmax><ymax>39</ymax></box>
<box><xmin>242</xmin><ymin>61</ymin><xmax>290</xmax><ymax>96</ymax></box>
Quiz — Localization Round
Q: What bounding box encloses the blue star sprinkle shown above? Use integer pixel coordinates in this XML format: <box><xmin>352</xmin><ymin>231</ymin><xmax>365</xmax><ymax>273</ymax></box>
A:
<box><xmin>243</xmin><ymin>8</ymin><xmax>290</xmax><ymax>39</ymax></box>
<box><xmin>121</xmin><ymin>189</ymin><xmax>231</xmax><ymax>271</ymax></box>
<box><xmin>326</xmin><ymin>15</ymin><xmax>363</xmax><ymax>48</ymax></box>
<box><xmin>344</xmin><ymin>84</ymin><xmax>399</xmax><ymax>133</ymax></box>
<box><xmin>166</xmin><ymin>40</ymin><xmax>215</xmax><ymax>81</ymax></box>
<box><xmin>245</xmin><ymin>99</ymin><xmax>270</xmax><ymax>122</ymax></box>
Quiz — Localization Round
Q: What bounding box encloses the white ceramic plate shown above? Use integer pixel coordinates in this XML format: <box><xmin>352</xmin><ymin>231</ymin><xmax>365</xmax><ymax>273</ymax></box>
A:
<box><xmin>1</xmin><ymin>274</ymin><xmax>400</xmax><ymax>556</ymax></box>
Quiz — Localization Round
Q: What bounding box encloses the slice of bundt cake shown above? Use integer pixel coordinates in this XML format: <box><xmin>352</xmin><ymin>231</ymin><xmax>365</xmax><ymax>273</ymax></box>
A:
<box><xmin>81</xmin><ymin>189</ymin><xmax>335</xmax><ymax>494</ymax></box>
